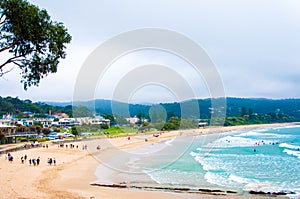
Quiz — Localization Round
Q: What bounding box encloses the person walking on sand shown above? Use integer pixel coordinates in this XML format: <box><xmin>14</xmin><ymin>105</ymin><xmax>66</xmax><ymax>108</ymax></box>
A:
<box><xmin>24</xmin><ymin>154</ymin><xmax>27</xmax><ymax>161</ymax></box>
<box><xmin>21</xmin><ymin>156</ymin><xmax>24</xmax><ymax>164</ymax></box>
<box><xmin>8</xmin><ymin>154</ymin><xmax>13</xmax><ymax>163</ymax></box>
<box><xmin>29</xmin><ymin>159</ymin><xmax>32</xmax><ymax>166</ymax></box>
<box><xmin>7</xmin><ymin>153</ymin><xmax>11</xmax><ymax>161</ymax></box>
<box><xmin>53</xmin><ymin>158</ymin><xmax>56</xmax><ymax>166</ymax></box>
<box><xmin>36</xmin><ymin>157</ymin><xmax>40</xmax><ymax>166</ymax></box>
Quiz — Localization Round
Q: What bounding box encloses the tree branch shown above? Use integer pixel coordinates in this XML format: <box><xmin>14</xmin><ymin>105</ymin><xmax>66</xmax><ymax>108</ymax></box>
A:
<box><xmin>0</xmin><ymin>44</ymin><xmax>13</xmax><ymax>53</ymax></box>
<box><xmin>0</xmin><ymin>12</ymin><xmax>6</xmax><ymax>27</ymax></box>
<box><xmin>0</xmin><ymin>12</ymin><xmax>5</xmax><ymax>22</ymax></box>
<box><xmin>0</xmin><ymin>66</ymin><xmax>14</xmax><ymax>77</ymax></box>
<box><xmin>11</xmin><ymin>60</ymin><xmax>23</xmax><ymax>68</ymax></box>
<box><xmin>0</xmin><ymin>54</ymin><xmax>24</xmax><ymax>70</ymax></box>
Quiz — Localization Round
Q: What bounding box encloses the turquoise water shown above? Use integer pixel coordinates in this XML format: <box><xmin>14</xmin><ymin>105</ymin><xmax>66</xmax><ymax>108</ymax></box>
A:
<box><xmin>144</xmin><ymin>125</ymin><xmax>300</xmax><ymax>197</ymax></box>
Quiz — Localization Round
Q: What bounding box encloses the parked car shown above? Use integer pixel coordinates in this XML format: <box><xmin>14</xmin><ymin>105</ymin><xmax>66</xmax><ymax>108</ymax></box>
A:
<box><xmin>62</xmin><ymin>133</ymin><xmax>75</xmax><ymax>137</ymax></box>
<box><xmin>80</xmin><ymin>132</ymin><xmax>92</xmax><ymax>136</ymax></box>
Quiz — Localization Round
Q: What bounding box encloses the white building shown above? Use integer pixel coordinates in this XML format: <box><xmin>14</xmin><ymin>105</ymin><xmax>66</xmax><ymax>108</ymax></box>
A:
<box><xmin>51</xmin><ymin>118</ymin><xmax>79</xmax><ymax>127</ymax></box>
<box><xmin>126</xmin><ymin>116</ymin><xmax>140</xmax><ymax>124</ymax></box>
<box><xmin>76</xmin><ymin>116</ymin><xmax>110</xmax><ymax>126</ymax></box>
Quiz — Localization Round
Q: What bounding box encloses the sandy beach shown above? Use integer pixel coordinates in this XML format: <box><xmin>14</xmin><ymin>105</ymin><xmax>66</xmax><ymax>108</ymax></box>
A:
<box><xmin>0</xmin><ymin>123</ymin><xmax>295</xmax><ymax>199</ymax></box>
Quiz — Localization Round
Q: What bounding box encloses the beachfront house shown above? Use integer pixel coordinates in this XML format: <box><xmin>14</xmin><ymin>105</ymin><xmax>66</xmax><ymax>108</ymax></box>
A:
<box><xmin>17</xmin><ymin>118</ymin><xmax>34</xmax><ymax>127</ymax></box>
<box><xmin>126</xmin><ymin>116</ymin><xmax>140</xmax><ymax>124</ymax></box>
<box><xmin>51</xmin><ymin>118</ymin><xmax>80</xmax><ymax>127</ymax></box>
<box><xmin>76</xmin><ymin>116</ymin><xmax>110</xmax><ymax>126</ymax></box>
<box><xmin>34</xmin><ymin>118</ymin><xmax>53</xmax><ymax>128</ymax></box>
<box><xmin>58</xmin><ymin>118</ymin><xmax>75</xmax><ymax>127</ymax></box>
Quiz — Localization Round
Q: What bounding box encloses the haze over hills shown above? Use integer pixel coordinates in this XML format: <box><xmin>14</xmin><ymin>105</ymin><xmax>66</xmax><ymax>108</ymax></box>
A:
<box><xmin>2</xmin><ymin>96</ymin><xmax>300</xmax><ymax>126</ymax></box>
<box><xmin>0</xmin><ymin>97</ymin><xmax>300</xmax><ymax>121</ymax></box>
<box><xmin>44</xmin><ymin>98</ymin><xmax>300</xmax><ymax>120</ymax></box>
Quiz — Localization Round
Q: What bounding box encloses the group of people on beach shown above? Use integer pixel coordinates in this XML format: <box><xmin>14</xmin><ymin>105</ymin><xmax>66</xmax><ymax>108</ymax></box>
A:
<box><xmin>28</xmin><ymin>157</ymin><xmax>41</xmax><ymax>166</ymax></box>
<box><xmin>19</xmin><ymin>154</ymin><xmax>41</xmax><ymax>166</ymax></box>
<box><xmin>57</xmin><ymin>143</ymin><xmax>87</xmax><ymax>150</ymax></box>
<box><xmin>4</xmin><ymin>152</ymin><xmax>57</xmax><ymax>167</ymax></box>
<box><xmin>47</xmin><ymin>157</ymin><xmax>56</xmax><ymax>166</ymax></box>
<box><xmin>20</xmin><ymin>154</ymin><xmax>27</xmax><ymax>164</ymax></box>
<box><xmin>58</xmin><ymin>143</ymin><xmax>78</xmax><ymax>149</ymax></box>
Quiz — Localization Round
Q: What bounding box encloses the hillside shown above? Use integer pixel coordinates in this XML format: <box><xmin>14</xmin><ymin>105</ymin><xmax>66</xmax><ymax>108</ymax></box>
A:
<box><xmin>0</xmin><ymin>96</ymin><xmax>73</xmax><ymax>117</ymax></box>
<box><xmin>1</xmin><ymin>97</ymin><xmax>300</xmax><ymax>122</ymax></box>
<box><xmin>67</xmin><ymin>98</ymin><xmax>300</xmax><ymax>120</ymax></box>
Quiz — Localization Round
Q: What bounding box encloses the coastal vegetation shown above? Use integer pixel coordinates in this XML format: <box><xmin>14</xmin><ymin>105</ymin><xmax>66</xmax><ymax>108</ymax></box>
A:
<box><xmin>1</xmin><ymin>96</ymin><xmax>299</xmax><ymax>133</ymax></box>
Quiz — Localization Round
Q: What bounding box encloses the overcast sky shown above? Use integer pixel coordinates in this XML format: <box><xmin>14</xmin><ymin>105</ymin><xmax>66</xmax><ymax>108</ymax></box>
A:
<box><xmin>0</xmin><ymin>0</ymin><xmax>300</xmax><ymax>103</ymax></box>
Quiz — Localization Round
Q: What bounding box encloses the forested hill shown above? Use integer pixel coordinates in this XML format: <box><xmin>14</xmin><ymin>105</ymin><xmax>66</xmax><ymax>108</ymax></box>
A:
<box><xmin>70</xmin><ymin>98</ymin><xmax>300</xmax><ymax>120</ymax></box>
<box><xmin>0</xmin><ymin>96</ymin><xmax>73</xmax><ymax>117</ymax></box>
<box><xmin>1</xmin><ymin>97</ymin><xmax>300</xmax><ymax>121</ymax></box>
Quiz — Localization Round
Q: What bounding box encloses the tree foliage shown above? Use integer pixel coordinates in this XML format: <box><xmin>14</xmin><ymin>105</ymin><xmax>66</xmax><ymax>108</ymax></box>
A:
<box><xmin>0</xmin><ymin>130</ymin><xmax>6</xmax><ymax>141</ymax></box>
<box><xmin>0</xmin><ymin>0</ymin><xmax>71</xmax><ymax>89</ymax></box>
<box><xmin>70</xmin><ymin>126</ymin><xmax>78</xmax><ymax>136</ymax></box>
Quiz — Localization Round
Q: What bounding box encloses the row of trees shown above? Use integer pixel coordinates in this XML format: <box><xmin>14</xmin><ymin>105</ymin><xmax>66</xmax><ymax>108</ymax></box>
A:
<box><xmin>138</xmin><ymin>116</ymin><xmax>197</xmax><ymax>131</ymax></box>
<box><xmin>224</xmin><ymin>113</ymin><xmax>295</xmax><ymax>126</ymax></box>
<box><xmin>223</xmin><ymin>106</ymin><xmax>296</xmax><ymax>126</ymax></box>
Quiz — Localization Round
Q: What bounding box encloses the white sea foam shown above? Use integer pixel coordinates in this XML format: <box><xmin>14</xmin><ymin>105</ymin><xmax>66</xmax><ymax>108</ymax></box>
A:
<box><xmin>204</xmin><ymin>172</ymin><xmax>228</xmax><ymax>187</ymax></box>
<box><xmin>283</xmin><ymin>149</ymin><xmax>300</xmax><ymax>159</ymax></box>
<box><xmin>279</xmin><ymin>143</ymin><xmax>300</xmax><ymax>150</ymax></box>
<box><xmin>244</xmin><ymin>181</ymin><xmax>277</xmax><ymax>192</ymax></box>
<box><xmin>144</xmin><ymin>169</ymin><xmax>162</xmax><ymax>184</ymax></box>
<box><xmin>194</xmin><ymin>155</ymin><xmax>209</xmax><ymax>171</ymax></box>
<box><xmin>192</xmin><ymin>153</ymin><xmax>242</xmax><ymax>171</ymax></box>
<box><xmin>204</xmin><ymin>172</ymin><xmax>256</xmax><ymax>188</ymax></box>
<box><xmin>238</xmin><ymin>131</ymin><xmax>292</xmax><ymax>138</ymax></box>
<box><xmin>229</xmin><ymin>174</ymin><xmax>258</xmax><ymax>185</ymax></box>
<box><xmin>208</xmin><ymin>136</ymin><xmax>259</xmax><ymax>148</ymax></box>
<box><xmin>274</xmin><ymin>125</ymin><xmax>300</xmax><ymax>130</ymax></box>
<box><xmin>237</xmin><ymin>131</ymin><xmax>264</xmax><ymax>137</ymax></box>
<box><xmin>193</xmin><ymin>155</ymin><xmax>225</xmax><ymax>171</ymax></box>
<box><xmin>205</xmin><ymin>171</ymin><xmax>300</xmax><ymax>197</ymax></box>
<box><xmin>190</xmin><ymin>151</ymin><xmax>198</xmax><ymax>157</ymax></box>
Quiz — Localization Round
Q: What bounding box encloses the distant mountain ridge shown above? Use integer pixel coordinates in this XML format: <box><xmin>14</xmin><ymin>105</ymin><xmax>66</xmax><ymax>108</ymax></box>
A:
<box><xmin>1</xmin><ymin>96</ymin><xmax>300</xmax><ymax>120</ymax></box>
<box><xmin>44</xmin><ymin>98</ymin><xmax>300</xmax><ymax>120</ymax></box>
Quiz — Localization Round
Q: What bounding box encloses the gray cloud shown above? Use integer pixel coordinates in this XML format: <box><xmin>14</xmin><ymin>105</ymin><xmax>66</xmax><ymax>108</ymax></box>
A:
<box><xmin>0</xmin><ymin>0</ymin><xmax>299</xmax><ymax>102</ymax></box>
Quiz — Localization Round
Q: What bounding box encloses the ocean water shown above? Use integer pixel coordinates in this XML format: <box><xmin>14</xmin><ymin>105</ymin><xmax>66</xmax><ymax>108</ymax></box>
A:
<box><xmin>94</xmin><ymin>125</ymin><xmax>300</xmax><ymax>197</ymax></box>
<box><xmin>141</xmin><ymin>125</ymin><xmax>300</xmax><ymax>197</ymax></box>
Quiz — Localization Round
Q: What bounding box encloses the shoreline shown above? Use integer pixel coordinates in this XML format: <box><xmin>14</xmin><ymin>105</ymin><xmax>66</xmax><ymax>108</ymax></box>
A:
<box><xmin>0</xmin><ymin>122</ymin><xmax>297</xmax><ymax>199</ymax></box>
